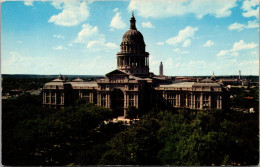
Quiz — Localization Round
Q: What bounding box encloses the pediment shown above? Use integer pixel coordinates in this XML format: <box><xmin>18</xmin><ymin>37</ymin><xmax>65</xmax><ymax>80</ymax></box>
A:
<box><xmin>106</xmin><ymin>69</ymin><xmax>129</xmax><ymax>76</ymax></box>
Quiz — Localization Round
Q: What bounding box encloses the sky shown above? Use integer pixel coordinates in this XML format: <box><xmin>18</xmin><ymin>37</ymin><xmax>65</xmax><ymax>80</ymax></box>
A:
<box><xmin>1</xmin><ymin>0</ymin><xmax>259</xmax><ymax>76</ymax></box>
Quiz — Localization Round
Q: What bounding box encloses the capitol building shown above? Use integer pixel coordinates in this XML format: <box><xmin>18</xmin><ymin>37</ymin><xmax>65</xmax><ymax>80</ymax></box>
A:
<box><xmin>43</xmin><ymin>13</ymin><xmax>226</xmax><ymax>117</ymax></box>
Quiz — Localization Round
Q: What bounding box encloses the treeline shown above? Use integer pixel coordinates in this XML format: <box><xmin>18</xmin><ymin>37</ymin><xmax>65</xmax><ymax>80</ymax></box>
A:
<box><xmin>1</xmin><ymin>75</ymin><xmax>103</xmax><ymax>94</ymax></box>
<box><xmin>2</xmin><ymin>94</ymin><xmax>259</xmax><ymax>165</ymax></box>
<box><xmin>2</xmin><ymin>77</ymin><xmax>52</xmax><ymax>93</ymax></box>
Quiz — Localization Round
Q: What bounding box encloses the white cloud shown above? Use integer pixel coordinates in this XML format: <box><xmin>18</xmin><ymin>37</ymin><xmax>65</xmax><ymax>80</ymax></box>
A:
<box><xmin>110</xmin><ymin>12</ymin><xmax>126</xmax><ymax>30</ymax></box>
<box><xmin>17</xmin><ymin>41</ymin><xmax>22</xmax><ymax>44</ymax></box>
<box><xmin>68</xmin><ymin>43</ymin><xmax>73</xmax><ymax>47</ymax></box>
<box><xmin>203</xmin><ymin>40</ymin><xmax>215</xmax><ymax>47</ymax></box>
<box><xmin>74</xmin><ymin>23</ymin><xmax>118</xmax><ymax>51</ymax></box>
<box><xmin>247</xmin><ymin>20</ymin><xmax>259</xmax><ymax>28</ymax></box>
<box><xmin>51</xmin><ymin>1</ymin><xmax>64</xmax><ymax>9</ymax></box>
<box><xmin>53</xmin><ymin>45</ymin><xmax>67</xmax><ymax>50</ymax></box>
<box><xmin>173</xmin><ymin>48</ymin><xmax>189</xmax><ymax>54</ymax></box>
<box><xmin>113</xmin><ymin>8</ymin><xmax>118</xmax><ymax>12</ymax></box>
<box><xmin>182</xmin><ymin>39</ymin><xmax>191</xmax><ymax>47</ymax></box>
<box><xmin>217</xmin><ymin>50</ymin><xmax>229</xmax><ymax>57</ymax></box>
<box><xmin>228</xmin><ymin>22</ymin><xmax>245</xmax><ymax>31</ymax></box>
<box><xmin>156</xmin><ymin>42</ymin><xmax>164</xmax><ymax>45</ymax></box>
<box><xmin>74</xmin><ymin>24</ymin><xmax>100</xmax><ymax>43</ymax></box>
<box><xmin>228</xmin><ymin>20</ymin><xmax>259</xmax><ymax>31</ymax></box>
<box><xmin>87</xmin><ymin>40</ymin><xmax>118</xmax><ymax>50</ymax></box>
<box><xmin>142</xmin><ymin>21</ymin><xmax>155</xmax><ymax>28</ymax></box>
<box><xmin>24</xmin><ymin>0</ymin><xmax>33</xmax><ymax>6</ymax></box>
<box><xmin>53</xmin><ymin>34</ymin><xmax>65</xmax><ymax>39</ymax></box>
<box><xmin>128</xmin><ymin>0</ymin><xmax>237</xmax><ymax>19</ymax></box>
<box><xmin>232</xmin><ymin>40</ymin><xmax>257</xmax><ymax>51</ymax></box>
<box><xmin>217</xmin><ymin>40</ymin><xmax>257</xmax><ymax>57</ymax></box>
<box><xmin>48</xmin><ymin>1</ymin><xmax>89</xmax><ymax>26</ymax></box>
<box><xmin>241</xmin><ymin>0</ymin><xmax>259</xmax><ymax>18</ymax></box>
<box><xmin>166</xmin><ymin>26</ymin><xmax>198</xmax><ymax>46</ymax></box>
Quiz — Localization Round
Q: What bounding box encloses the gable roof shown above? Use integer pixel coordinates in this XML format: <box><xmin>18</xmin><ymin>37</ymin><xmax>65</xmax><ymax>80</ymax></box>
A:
<box><xmin>106</xmin><ymin>69</ymin><xmax>129</xmax><ymax>76</ymax></box>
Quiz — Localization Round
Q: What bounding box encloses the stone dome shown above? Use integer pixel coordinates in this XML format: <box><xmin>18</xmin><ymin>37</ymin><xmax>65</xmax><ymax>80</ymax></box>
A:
<box><xmin>122</xmin><ymin>29</ymin><xmax>144</xmax><ymax>44</ymax></box>
<box><xmin>119</xmin><ymin>12</ymin><xmax>146</xmax><ymax>53</ymax></box>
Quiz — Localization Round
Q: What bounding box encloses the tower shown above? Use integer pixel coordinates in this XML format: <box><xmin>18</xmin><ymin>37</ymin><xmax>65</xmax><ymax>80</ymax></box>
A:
<box><xmin>116</xmin><ymin>12</ymin><xmax>150</xmax><ymax>77</ymax></box>
<box><xmin>159</xmin><ymin>62</ymin><xmax>163</xmax><ymax>76</ymax></box>
<box><xmin>239</xmin><ymin>70</ymin><xmax>241</xmax><ymax>80</ymax></box>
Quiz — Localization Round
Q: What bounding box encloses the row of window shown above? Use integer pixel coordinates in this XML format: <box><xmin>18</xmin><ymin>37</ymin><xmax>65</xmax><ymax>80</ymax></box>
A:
<box><xmin>117</xmin><ymin>57</ymin><xmax>149</xmax><ymax>67</ymax></box>
<box><xmin>120</xmin><ymin>45</ymin><xmax>145</xmax><ymax>52</ymax></box>
<box><xmin>100</xmin><ymin>94</ymin><xmax>136</xmax><ymax>107</ymax></box>
<box><xmin>166</xmin><ymin>94</ymin><xmax>219</xmax><ymax>109</ymax></box>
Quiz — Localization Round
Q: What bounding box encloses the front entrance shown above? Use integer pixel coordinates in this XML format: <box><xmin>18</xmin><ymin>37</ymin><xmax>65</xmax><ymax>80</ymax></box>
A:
<box><xmin>111</xmin><ymin>89</ymin><xmax>124</xmax><ymax>116</ymax></box>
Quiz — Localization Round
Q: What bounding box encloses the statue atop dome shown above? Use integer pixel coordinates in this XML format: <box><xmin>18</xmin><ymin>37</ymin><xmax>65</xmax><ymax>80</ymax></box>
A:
<box><xmin>130</xmin><ymin>11</ymin><xmax>136</xmax><ymax>30</ymax></box>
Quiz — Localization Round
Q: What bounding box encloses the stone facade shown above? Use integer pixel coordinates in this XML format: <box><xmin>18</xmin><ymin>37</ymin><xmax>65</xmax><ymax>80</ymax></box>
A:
<box><xmin>42</xmin><ymin>13</ymin><xmax>225</xmax><ymax>116</ymax></box>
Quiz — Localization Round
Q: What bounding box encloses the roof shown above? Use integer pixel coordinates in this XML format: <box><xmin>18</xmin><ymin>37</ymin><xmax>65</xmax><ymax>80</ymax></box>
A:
<box><xmin>193</xmin><ymin>82</ymin><xmax>221</xmax><ymax>87</ymax></box>
<box><xmin>52</xmin><ymin>78</ymin><xmax>65</xmax><ymax>82</ymax></box>
<box><xmin>69</xmin><ymin>82</ymin><xmax>98</xmax><ymax>88</ymax></box>
<box><xmin>106</xmin><ymin>69</ymin><xmax>129</xmax><ymax>76</ymax></box>
<box><xmin>73</xmin><ymin>77</ymin><xmax>84</xmax><ymax>82</ymax></box>
<box><xmin>159</xmin><ymin>82</ymin><xmax>195</xmax><ymax>88</ymax></box>
<box><xmin>199</xmin><ymin>78</ymin><xmax>215</xmax><ymax>83</ymax></box>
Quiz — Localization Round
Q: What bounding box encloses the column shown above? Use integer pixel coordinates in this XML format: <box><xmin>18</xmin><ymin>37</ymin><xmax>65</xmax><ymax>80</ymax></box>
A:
<box><xmin>55</xmin><ymin>92</ymin><xmax>57</xmax><ymax>104</ymax></box>
<box><xmin>136</xmin><ymin>94</ymin><xmax>139</xmax><ymax>108</ymax></box>
<box><xmin>185</xmin><ymin>93</ymin><xmax>188</xmax><ymax>107</ymax></box>
<box><xmin>217</xmin><ymin>95</ymin><xmax>220</xmax><ymax>109</ymax></box>
<box><xmin>43</xmin><ymin>92</ymin><xmax>45</xmax><ymax>104</ymax></box>
<box><xmin>200</xmin><ymin>93</ymin><xmax>203</xmax><ymax>109</ymax></box>
<box><xmin>178</xmin><ymin>94</ymin><xmax>181</xmax><ymax>106</ymax></box>
<box><xmin>134</xmin><ymin>94</ymin><xmax>136</xmax><ymax>107</ymax></box>
<box><xmin>90</xmin><ymin>92</ymin><xmax>92</xmax><ymax>103</ymax></box>
<box><xmin>97</xmin><ymin>93</ymin><xmax>100</xmax><ymax>106</ymax></box>
<box><xmin>126</xmin><ymin>94</ymin><xmax>129</xmax><ymax>108</ymax></box>
<box><xmin>219</xmin><ymin>95</ymin><xmax>222</xmax><ymax>109</ymax></box>
<box><xmin>106</xmin><ymin>94</ymin><xmax>109</xmax><ymax>108</ymax></box>
<box><xmin>209</xmin><ymin>95</ymin><xmax>211</xmax><ymax>108</ymax></box>
<box><xmin>62</xmin><ymin>93</ymin><xmax>64</xmax><ymax>104</ymax></box>
<box><xmin>163</xmin><ymin>91</ymin><xmax>167</xmax><ymax>100</ymax></box>
<box><xmin>108</xmin><ymin>94</ymin><xmax>111</xmax><ymax>108</ymax></box>
<box><xmin>190</xmin><ymin>93</ymin><xmax>193</xmax><ymax>109</ymax></box>
<box><xmin>193</xmin><ymin>94</ymin><xmax>196</xmax><ymax>109</ymax></box>
<box><xmin>124</xmin><ymin>92</ymin><xmax>127</xmax><ymax>109</ymax></box>
<box><xmin>124</xmin><ymin>92</ymin><xmax>127</xmax><ymax>117</ymax></box>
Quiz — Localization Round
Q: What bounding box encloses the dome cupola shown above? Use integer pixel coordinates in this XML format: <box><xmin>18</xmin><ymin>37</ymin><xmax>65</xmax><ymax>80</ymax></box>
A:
<box><xmin>116</xmin><ymin>12</ymin><xmax>150</xmax><ymax>77</ymax></box>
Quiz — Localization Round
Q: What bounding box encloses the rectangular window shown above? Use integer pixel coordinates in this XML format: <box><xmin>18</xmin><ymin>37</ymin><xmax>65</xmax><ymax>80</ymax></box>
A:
<box><xmin>82</xmin><ymin>92</ymin><xmax>90</xmax><ymax>103</ymax></box>
<box><xmin>187</xmin><ymin>94</ymin><xmax>191</xmax><ymax>107</ymax></box>
<box><xmin>51</xmin><ymin>92</ymin><xmax>55</xmax><ymax>104</ymax></box>
<box><xmin>46</xmin><ymin>97</ymin><xmax>50</xmax><ymax>103</ymax></box>
<box><xmin>57</xmin><ymin>92</ymin><xmax>61</xmax><ymax>104</ymax></box>
<box><xmin>129</xmin><ymin>94</ymin><xmax>134</xmax><ymax>107</ymax></box>
<box><xmin>129</xmin><ymin>85</ymin><xmax>134</xmax><ymax>90</ymax></box>
<box><xmin>101</xmin><ymin>94</ymin><xmax>106</xmax><ymax>107</ymax></box>
<box><xmin>101</xmin><ymin>85</ymin><xmax>106</xmax><ymax>90</ymax></box>
<box><xmin>195</xmin><ymin>94</ymin><xmax>200</xmax><ymax>109</ymax></box>
<box><xmin>167</xmin><ymin>93</ymin><xmax>176</xmax><ymax>106</ymax></box>
<box><xmin>180</xmin><ymin>94</ymin><xmax>186</xmax><ymax>107</ymax></box>
<box><xmin>203</xmin><ymin>95</ymin><xmax>209</xmax><ymax>109</ymax></box>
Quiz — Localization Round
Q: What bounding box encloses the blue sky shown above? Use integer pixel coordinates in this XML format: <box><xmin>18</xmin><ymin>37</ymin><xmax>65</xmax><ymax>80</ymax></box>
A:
<box><xmin>1</xmin><ymin>0</ymin><xmax>259</xmax><ymax>76</ymax></box>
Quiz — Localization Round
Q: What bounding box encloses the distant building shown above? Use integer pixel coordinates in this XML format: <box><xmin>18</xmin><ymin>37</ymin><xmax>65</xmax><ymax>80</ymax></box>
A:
<box><xmin>159</xmin><ymin>62</ymin><xmax>163</xmax><ymax>76</ymax></box>
<box><xmin>43</xmin><ymin>13</ymin><xmax>226</xmax><ymax>117</ymax></box>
